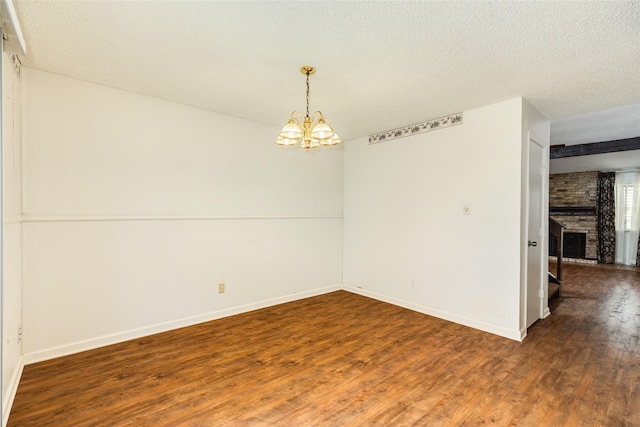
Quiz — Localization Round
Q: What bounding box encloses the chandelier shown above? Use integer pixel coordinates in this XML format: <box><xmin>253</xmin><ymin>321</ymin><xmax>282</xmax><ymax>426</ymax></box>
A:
<box><xmin>276</xmin><ymin>66</ymin><xmax>342</xmax><ymax>150</ymax></box>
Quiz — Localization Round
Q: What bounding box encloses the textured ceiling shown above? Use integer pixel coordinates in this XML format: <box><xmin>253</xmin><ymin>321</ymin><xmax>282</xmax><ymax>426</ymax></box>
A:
<box><xmin>551</xmin><ymin>104</ymin><xmax>640</xmax><ymax>146</ymax></box>
<box><xmin>12</xmin><ymin>1</ymin><xmax>640</xmax><ymax>143</ymax></box>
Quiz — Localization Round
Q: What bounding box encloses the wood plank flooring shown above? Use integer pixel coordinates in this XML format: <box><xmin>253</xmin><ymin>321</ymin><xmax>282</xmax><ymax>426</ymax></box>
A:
<box><xmin>9</xmin><ymin>263</ymin><xmax>640</xmax><ymax>426</ymax></box>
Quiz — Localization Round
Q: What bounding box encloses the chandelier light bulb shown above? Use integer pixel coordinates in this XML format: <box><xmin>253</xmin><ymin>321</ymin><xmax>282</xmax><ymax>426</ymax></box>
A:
<box><xmin>311</xmin><ymin>117</ymin><xmax>335</xmax><ymax>140</ymax></box>
<box><xmin>301</xmin><ymin>140</ymin><xmax>320</xmax><ymax>150</ymax></box>
<box><xmin>322</xmin><ymin>134</ymin><xmax>342</xmax><ymax>146</ymax></box>
<box><xmin>276</xmin><ymin>136</ymin><xmax>299</xmax><ymax>146</ymax></box>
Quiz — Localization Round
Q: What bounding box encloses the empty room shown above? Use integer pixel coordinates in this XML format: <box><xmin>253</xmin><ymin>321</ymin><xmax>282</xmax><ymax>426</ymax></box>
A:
<box><xmin>2</xmin><ymin>1</ymin><xmax>639</xmax><ymax>426</ymax></box>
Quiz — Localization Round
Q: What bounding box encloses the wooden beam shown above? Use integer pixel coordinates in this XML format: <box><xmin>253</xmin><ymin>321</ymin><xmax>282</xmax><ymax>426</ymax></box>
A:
<box><xmin>550</xmin><ymin>136</ymin><xmax>640</xmax><ymax>159</ymax></box>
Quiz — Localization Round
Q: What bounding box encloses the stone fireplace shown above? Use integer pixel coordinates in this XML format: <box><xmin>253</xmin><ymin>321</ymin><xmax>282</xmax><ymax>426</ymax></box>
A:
<box><xmin>549</xmin><ymin>171</ymin><xmax>598</xmax><ymax>260</ymax></box>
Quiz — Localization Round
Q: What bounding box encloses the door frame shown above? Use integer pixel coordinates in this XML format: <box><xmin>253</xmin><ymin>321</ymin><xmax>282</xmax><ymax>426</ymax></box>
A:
<box><xmin>525</xmin><ymin>135</ymin><xmax>550</xmax><ymax>330</ymax></box>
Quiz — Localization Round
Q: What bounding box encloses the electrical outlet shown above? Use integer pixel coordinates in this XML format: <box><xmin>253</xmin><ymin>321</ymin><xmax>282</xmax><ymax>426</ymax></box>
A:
<box><xmin>218</xmin><ymin>283</ymin><xmax>225</xmax><ymax>294</ymax></box>
<box><xmin>17</xmin><ymin>326</ymin><xmax>22</xmax><ymax>344</ymax></box>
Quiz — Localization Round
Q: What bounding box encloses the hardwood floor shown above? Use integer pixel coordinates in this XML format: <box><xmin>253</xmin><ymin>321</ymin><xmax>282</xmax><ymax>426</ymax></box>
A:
<box><xmin>9</xmin><ymin>263</ymin><xmax>640</xmax><ymax>426</ymax></box>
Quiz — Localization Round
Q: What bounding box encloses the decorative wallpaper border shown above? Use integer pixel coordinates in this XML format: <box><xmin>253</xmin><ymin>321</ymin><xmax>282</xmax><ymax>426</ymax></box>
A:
<box><xmin>369</xmin><ymin>113</ymin><xmax>463</xmax><ymax>144</ymax></box>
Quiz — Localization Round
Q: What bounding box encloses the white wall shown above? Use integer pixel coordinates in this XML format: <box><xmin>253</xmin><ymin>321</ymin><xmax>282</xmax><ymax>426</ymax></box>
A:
<box><xmin>22</xmin><ymin>69</ymin><xmax>343</xmax><ymax>361</ymax></box>
<box><xmin>19</xmin><ymin>69</ymin><xmax>550</xmax><ymax>363</ymax></box>
<box><xmin>2</xmin><ymin>52</ymin><xmax>23</xmax><ymax>421</ymax></box>
<box><xmin>343</xmin><ymin>98</ymin><xmax>526</xmax><ymax>340</ymax></box>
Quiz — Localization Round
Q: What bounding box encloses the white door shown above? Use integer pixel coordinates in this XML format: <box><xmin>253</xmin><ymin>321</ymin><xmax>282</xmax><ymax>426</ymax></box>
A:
<box><xmin>526</xmin><ymin>139</ymin><xmax>545</xmax><ymax>328</ymax></box>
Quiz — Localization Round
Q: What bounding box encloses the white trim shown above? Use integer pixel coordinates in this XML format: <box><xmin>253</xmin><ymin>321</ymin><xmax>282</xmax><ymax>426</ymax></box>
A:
<box><xmin>1</xmin><ymin>356</ymin><xmax>23</xmax><ymax>427</ymax></box>
<box><xmin>23</xmin><ymin>285</ymin><xmax>342</xmax><ymax>365</ymax></box>
<box><xmin>0</xmin><ymin>0</ymin><xmax>26</xmax><ymax>56</ymax></box>
<box><xmin>519</xmin><ymin>327</ymin><xmax>527</xmax><ymax>341</ymax></box>
<box><xmin>2</xmin><ymin>214</ymin><xmax>20</xmax><ymax>224</ymax></box>
<box><xmin>6</xmin><ymin>53</ymin><xmax>18</xmax><ymax>80</ymax></box>
<box><xmin>22</xmin><ymin>283</ymin><xmax>526</xmax><ymax>366</ymax></box>
<box><xmin>343</xmin><ymin>285</ymin><xmax>523</xmax><ymax>342</ymax></box>
<box><xmin>21</xmin><ymin>214</ymin><xmax>342</xmax><ymax>223</ymax></box>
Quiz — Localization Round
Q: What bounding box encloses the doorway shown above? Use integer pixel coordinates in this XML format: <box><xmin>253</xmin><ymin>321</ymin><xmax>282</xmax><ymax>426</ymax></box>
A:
<box><xmin>526</xmin><ymin>138</ymin><xmax>547</xmax><ymax>328</ymax></box>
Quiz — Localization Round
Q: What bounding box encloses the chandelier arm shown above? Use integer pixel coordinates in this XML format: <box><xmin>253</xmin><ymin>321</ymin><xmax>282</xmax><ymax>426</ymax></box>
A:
<box><xmin>289</xmin><ymin>111</ymin><xmax>302</xmax><ymax>122</ymax></box>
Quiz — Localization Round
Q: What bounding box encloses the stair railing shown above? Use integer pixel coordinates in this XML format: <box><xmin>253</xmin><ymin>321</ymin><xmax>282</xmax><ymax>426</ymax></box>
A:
<box><xmin>549</xmin><ymin>217</ymin><xmax>565</xmax><ymax>296</ymax></box>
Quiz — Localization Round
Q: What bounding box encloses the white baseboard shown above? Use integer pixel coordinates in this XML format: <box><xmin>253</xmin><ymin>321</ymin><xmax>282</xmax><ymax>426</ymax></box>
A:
<box><xmin>20</xmin><ymin>285</ymin><xmax>528</xmax><ymax>366</ymax></box>
<box><xmin>519</xmin><ymin>326</ymin><xmax>528</xmax><ymax>341</ymax></box>
<box><xmin>21</xmin><ymin>283</ymin><xmax>526</xmax><ymax>366</ymax></box>
<box><xmin>23</xmin><ymin>285</ymin><xmax>341</xmax><ymax>365</ymax></box>
<box><xmin>343</xmin><ymin>285</ymin><xmax>523</xmax><ymax>342</ymax></box>
<box><xmin>2</xmin><ymin>356</ymin><xmax>24</xmax><ymax>427</ymax></box>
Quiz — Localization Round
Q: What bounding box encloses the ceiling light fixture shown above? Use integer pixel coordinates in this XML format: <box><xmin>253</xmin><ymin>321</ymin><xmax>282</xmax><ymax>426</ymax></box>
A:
<box><xmin>276</xmin><ymin>66</ymin><xmax>341</xmax><ymax>150</ymax></box>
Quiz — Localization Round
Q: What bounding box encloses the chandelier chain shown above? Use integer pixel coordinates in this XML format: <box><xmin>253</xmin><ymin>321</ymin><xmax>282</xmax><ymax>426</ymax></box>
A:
<box><xmin>305</xmin><ymin>71</ymin><xmax>310</xmax><ymax>118</ymax></box>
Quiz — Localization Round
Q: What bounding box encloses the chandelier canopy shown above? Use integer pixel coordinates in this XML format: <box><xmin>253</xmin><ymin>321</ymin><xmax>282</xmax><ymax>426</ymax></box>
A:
<box><xmin>276</xmin><ymin>66</ymin><xmax>341</xmax><ymax>150</ymax></box>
